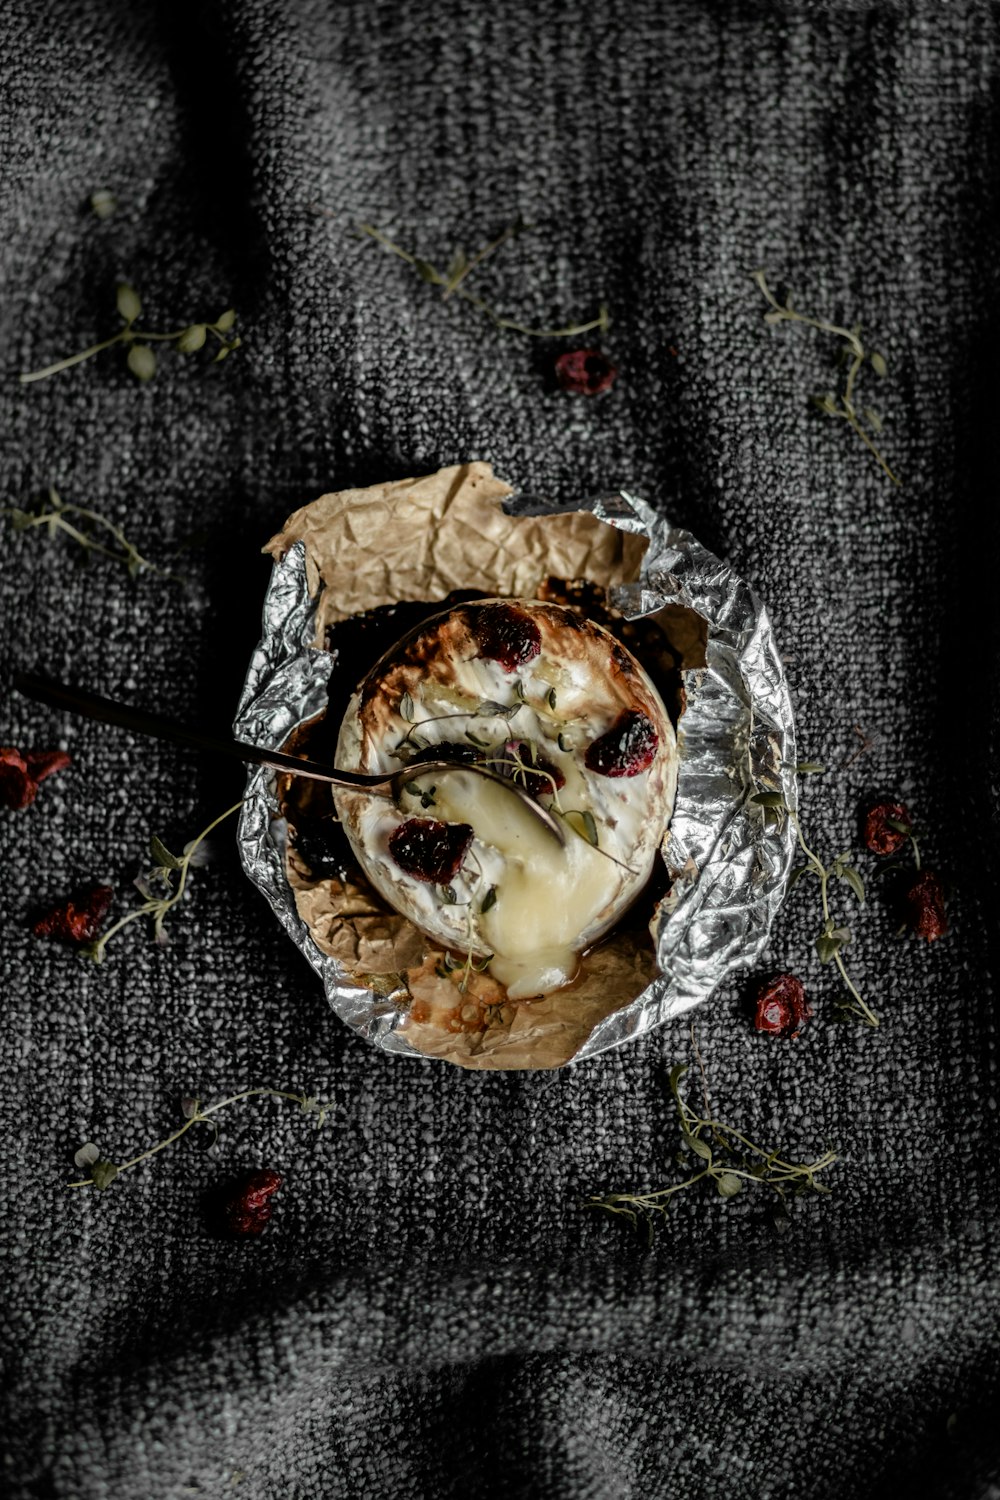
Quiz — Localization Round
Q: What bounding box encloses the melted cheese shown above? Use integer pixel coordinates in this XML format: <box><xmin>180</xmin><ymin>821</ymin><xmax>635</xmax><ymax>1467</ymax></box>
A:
<box><xmin>429</xmin><ymin>769</ymin><xmax>613</xmax><ymax>998</ymax></box>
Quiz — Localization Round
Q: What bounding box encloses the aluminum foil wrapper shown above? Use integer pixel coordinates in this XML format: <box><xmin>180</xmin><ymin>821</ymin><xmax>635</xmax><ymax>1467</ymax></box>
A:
<box><xmin>235</xmin><ymin>490</ymin><xmax>797</xmax><ymax>1065</ymax></box>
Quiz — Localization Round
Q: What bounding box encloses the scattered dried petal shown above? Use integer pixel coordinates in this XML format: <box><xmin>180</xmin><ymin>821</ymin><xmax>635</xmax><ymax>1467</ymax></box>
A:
<box><xmin>24</xmin><ymin>750</ymin><xmax>72</xmax><ymax>784</ymax></box>
<box><xmin>240</xmin><ymin>1168</ymin><xmax>283</xmax><ymax>1209</ymax></box>
<box><xmin>33</xmin><ymin>885</ymin><xmax>114</xmax><ymax>944</ymax></box>
<box><xmin>0</xmin><ymin>748</ymin><xmax>35</xmax><ymax>809</ymax></box>
<box><xmin>0</xmin><ymin>747</ymin><xmax>71</xmax><ymax>810</ymax></box>
<box><xmin>864</xmin><ymin>800</ymin><xmax>912</xmax><ymax>855</ymax></box>
<box><xmin>554</xmin><ymin>348</ymin><xmax>618</xmax><ymax>395</ymax></box>
<box><xmin>753</xmin><ymin>974</ymin><xmax>811</xmax><ymax>1039</ymax></box>
<box><xmin>903</xmin><ymin>869</ymin><xmax>948</xmax><ymax>942</ymax></box>
<box><xmin>221</xmin><ymin>1169</ymin><xmax>283</xmax><ymax>1236</ymax></box>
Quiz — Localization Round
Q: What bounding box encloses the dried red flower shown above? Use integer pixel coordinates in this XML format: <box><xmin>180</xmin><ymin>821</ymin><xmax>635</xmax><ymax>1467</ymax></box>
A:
<box><xmin>554</xmin><ymin>348</ymin><xmax>618</xmax><ymax>396</ymax></box>
<box><xmin>33</xmin><ymin>884</ymin><xmax>113</xmax><ymax>944</ymax></box>
<box><xmin>903</xmin><ymin>870</ymin><xmax>948</xmax><ymax>942</ymax></box>
<box><xmin>222</xmin><ymin>1169</ymin><xmax>283</xmax><ymax>1235</ymax></box>
<box><xmin>753</xmin><ymin>974</ymin><xmax>811</xmax><ymax>1038</ymax></box>
<box><xmin>864</xmin><ymin>800</ymin><xmax>912</xmax><ymax>856</ymax></box>
<box><xmin>0</xmin><ymin>747</ymin><xmax>71</xmax><ymax>810</ymax></box>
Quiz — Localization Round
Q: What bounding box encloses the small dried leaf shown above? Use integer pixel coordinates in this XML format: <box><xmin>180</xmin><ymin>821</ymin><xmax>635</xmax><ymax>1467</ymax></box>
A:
<box><xmin>750</xmin><ymin>791</ymin><xmax>786</xmax><ymax>809</ymax></box>
<box><xmin>414</xmin><ymin>258</ymin><xmax>440</xmax><ymax>284</ymax></box>
<box><xmin>89</xmin><ymin>189</ymin><xmax>117</xmax><ymax>220</ymax></box>
<box><xmin>116</xmin><ymin>283</ymin><xmax>141</xmax><ymax>322</ymax></box>
<box><xmin>180</xmin><ymin>1096</ymin><xmax>199</xmax><ymax>1119</ymax></box>
<box><xmin>796</xmin><ymin>761</ymin><xmax>826</xmax><ymax>775</ymax></box>
<box><xmin>127</xmin><ymin>343</ymin><xmax>156</xmax><ymax>381</ymax></box>
<box><xmin>480</xmin><ymin>885</ymin><xmax>497</xmax><ymax>914</ymax></box>
<box><xmin>182</xmin><ymin>836</ymin><xmax>216</xmax><ymax>868</ymax></box>
<box><xmin>870</xmin><ymin>351</ymin><xmax>888</xmax><ymax>378</ymax></box>
<box><xmin>90</xmin><ymin>1159</ymin><xmax>119</xmax><ymax>1191</ymax></box>
<box><xmin>176</xmin><ymin>324</ymin><xmax>207</xmax><ymax>354</ymax></box>
<box><xmin>864</xmin><ymin>407</ymin><xmax>883</xmax><ymax>434</ymax></box>
<box><xmin>399</xmin><ymin>691</ymin><xmax>414</xmax><ymax>722</ymax></box>
<box><xmin>564</xmin><ymin>809</ymin><xmax>598</xmax><ymax>846</ymax></box>
<box><xmin>441</xmin><ymin>885</ymin><xmax>458</xmax><ymax>904</ymax></box>
<box><xmin>838</xmin><ymin>865</ymin><xmax>866</xmax><ymax>904</ymax></box>
<box><xmin>150</xmin><ymin>834</ymin><xmax>182</xmax><ymax>871</ymax></box>
<box><xmin>682</xmin><ymin>1132</ymin><xmax>712</xmax><ymax>1163</ymax></box>
<box><xmin>815</xmin><ymin>934</ymin><xmax>841</xmax><ymax>964</ymax></box>
<box><xmin>445</xmin><ymin>248</ymin><xmax>467</xmax><ymax>281</ymax></box>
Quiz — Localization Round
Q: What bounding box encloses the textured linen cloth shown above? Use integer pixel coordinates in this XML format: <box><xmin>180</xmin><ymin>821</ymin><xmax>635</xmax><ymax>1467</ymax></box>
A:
<box><xmin>2</xmin><ymin>2</ymin><xmax>998</xmax><ymax>1496</ymax></box>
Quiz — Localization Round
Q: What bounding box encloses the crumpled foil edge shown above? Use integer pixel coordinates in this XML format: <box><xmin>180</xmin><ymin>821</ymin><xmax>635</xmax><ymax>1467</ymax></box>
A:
<box><xmin>234</xmin><ymin>490</ymin><xmax>797</xmax><ymax>1065</ymax></box>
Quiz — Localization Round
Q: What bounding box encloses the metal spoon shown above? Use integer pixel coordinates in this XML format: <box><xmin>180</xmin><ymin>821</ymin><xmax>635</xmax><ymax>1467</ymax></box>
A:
<box><xmin>13</xmin><ymin>672</ymin><xmax>566</xmax><ymax>845</ymax></box>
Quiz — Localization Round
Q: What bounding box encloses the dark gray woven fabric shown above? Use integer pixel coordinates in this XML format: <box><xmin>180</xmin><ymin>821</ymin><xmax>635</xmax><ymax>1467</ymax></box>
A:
<box><xmin>2</xmin><ymin>2</ymin><xmax>998</xmax><ymax>1496</ymax></box>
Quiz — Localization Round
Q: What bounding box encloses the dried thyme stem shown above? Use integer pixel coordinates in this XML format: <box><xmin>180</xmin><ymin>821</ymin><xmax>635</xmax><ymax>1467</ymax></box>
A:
<box><xmin>69</xmin><ymin>1087</ymin><xmax>328</xmax><ymax>1189</ymax></box>
<box><xmin>791</xmin><ymin>809</ymin><xmax>880</xmax><ymax>1028</ymax></box>
<box><xmin>359</xmin><ymin>223</ymin><xmax>609</xmax><ymax>338</ymax></box>
<box><xmin>752</xmin><ymin>268</ymin><xmax>900</xmax><ymax>487</ymax></box>
<box><xmin>84</xmin><ymin>801</ymin><xmax>244</xmax><ymax>963</ymax></box>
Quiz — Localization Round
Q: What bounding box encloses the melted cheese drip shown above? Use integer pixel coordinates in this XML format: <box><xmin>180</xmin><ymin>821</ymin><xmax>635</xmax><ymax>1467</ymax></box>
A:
<box><xmin>429</xmin><ymin>769</ymin><xmax>613</xmax><ymax>999</ymax></box>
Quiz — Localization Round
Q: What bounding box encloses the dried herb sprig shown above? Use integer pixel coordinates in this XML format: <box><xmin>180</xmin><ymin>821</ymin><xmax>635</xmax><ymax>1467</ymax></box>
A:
<box><xmin>20</xmin><ymin>284</ymin><xmax>240</xmax><ymax>384</ymax></box>
<box><xmin>82</xmin><ymin>801</ymin><xmax>243</xmax><ymax>964</ymax></box>
<box><xmin>587</xmin><ymin>1062</ymin><xmax>837</xmax><ymax>1242</ymax></box>
<box><xmin>752</xmin><ymin>769</ymin><xmax>878</xmax><ymax>1028</ymax></box>
<box><xmin>751</xmin><ymin>268</ymin><xmax>900</xmax><ymax>487</ymax></box>
<box><xmin>2</xmin><ymin>487</ymin><xmax>175</xmax><ymax>580</ymax></box>
<box><xmin>70</xmin><ymin>1087</ymin><xmax>328</xmax><ymax>1191</ymax></box>
<box><xmin>359</xmin><ymin>222</ymin><xmax>609</xmax><ymax>339</ymax></box>
<box><xmin>790</xmin><ymin>810</ymin><xmax>878</xmax><ymax>1027</ymax></box>
<box><xmin>395</xmin><ymin>697</ymin><xmax>523</xmax><ymax>755</ymax></box>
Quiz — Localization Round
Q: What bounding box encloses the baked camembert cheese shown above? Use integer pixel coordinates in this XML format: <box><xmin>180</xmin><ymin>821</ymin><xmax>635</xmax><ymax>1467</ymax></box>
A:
<box><xmin>334</xmin><ymin>599</ymin><xmax>677</xmax><ymax>1000</ymax></box>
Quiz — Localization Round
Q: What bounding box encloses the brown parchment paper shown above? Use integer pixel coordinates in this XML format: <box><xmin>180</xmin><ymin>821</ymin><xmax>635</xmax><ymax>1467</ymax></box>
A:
<box><xmin>267</xmin><ymin>461</ymin><xmax>677</xmax><ymax>1071</ymax></box>
<box><xmin>264</xmin><ymin>461</ymin><xmax>648</xmax><ymax>641</ymax></box>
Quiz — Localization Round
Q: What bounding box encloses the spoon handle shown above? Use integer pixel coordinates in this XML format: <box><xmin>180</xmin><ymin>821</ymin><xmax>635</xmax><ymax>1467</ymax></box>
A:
<box><xmin>14</xmin><ymin>672</ymin><xmax>566</xmax><ymax>843</ymax></box>
<box><xmin>12</xmin><ymin>672</ymin><xmax>373</xmax><ymax>787</ymax></box>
